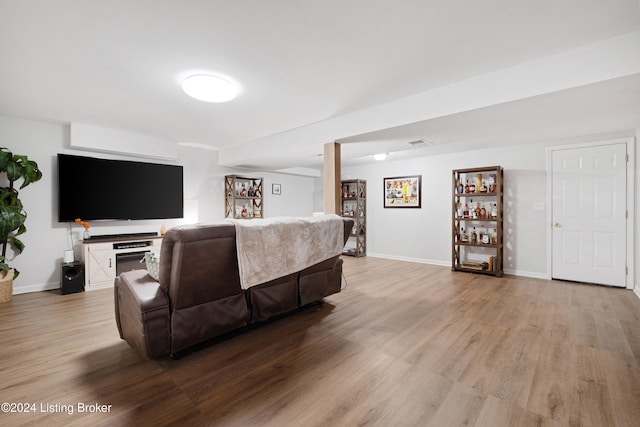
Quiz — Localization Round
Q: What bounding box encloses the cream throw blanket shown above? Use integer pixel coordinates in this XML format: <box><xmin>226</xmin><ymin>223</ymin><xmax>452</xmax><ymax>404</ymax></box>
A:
<box><xmin>227</xmin><ymin>215</ymin><xmax>345</xmax><ymax>290</ymax></box>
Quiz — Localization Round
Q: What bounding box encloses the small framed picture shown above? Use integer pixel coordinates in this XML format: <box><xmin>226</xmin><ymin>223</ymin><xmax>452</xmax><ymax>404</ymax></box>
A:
<box><xmin>384</xmin><ymin>175</ymin><xmax>422</xmax><ymax>208</ymax></box>
<box><xmin>272</xmin><ymin>183</ymin><xmax>281</xmax><ymax>195</ymax></box>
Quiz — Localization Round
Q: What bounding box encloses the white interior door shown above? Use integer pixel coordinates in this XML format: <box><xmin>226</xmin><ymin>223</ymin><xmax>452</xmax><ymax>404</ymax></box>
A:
<box><xmin>551</xmin><ymin>143</ymin><xmax>627</xmax><ymax>287</ymax></box>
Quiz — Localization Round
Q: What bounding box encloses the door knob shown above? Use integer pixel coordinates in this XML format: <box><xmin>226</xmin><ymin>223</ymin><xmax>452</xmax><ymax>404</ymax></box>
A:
<box><xmin>553</xmin><ymin>222</ymin><xmax>561</xmax><ymax>228</ymax></box>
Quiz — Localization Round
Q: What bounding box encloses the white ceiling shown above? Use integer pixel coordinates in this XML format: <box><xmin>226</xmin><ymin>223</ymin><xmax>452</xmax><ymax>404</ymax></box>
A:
<box><xmin>339</xmin><ymin>73</ymin><xmax>640</xmax><ymax>164</ymax></box>
<box><xmin>1</xmin><ymin>1</ymin><xmax>639</xmax><ymax>171</ymax></box>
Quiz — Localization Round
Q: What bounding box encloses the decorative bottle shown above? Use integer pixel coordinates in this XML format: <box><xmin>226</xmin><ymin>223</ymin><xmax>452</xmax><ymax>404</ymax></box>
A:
<box><xmin>481</xmin><ymin>226</ymin><xmax>490</xmax><ymax>244</ymax></box>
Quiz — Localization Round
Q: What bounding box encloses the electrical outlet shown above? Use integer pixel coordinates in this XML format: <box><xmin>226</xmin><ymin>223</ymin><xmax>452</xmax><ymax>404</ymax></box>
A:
<box><xmin>534</xmin><ymin>202</ymin><xmax>544</xmax><ymax>210</ymax></box>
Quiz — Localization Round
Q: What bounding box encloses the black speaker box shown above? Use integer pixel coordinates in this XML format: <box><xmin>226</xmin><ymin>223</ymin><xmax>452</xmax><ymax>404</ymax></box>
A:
<box><xmin>61</xmin><ymin>262</ymin><xmax>84</xmax><ymax>295</ymax></box>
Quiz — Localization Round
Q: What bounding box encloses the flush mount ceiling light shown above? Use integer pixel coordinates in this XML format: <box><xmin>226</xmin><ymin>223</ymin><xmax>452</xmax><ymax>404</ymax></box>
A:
<box><xmin>182</xmin><ymin>74</ymin><xmax>238</xmax><ymax>103</ymax></box>
<box><xmin>373</xmin><ymin>153</ymin><xmax>388</xmax><ymax>161</ymax></box>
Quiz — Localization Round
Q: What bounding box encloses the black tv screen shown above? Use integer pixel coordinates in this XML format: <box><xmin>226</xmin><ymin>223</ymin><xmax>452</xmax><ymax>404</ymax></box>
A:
<box><xmin>58</xmin><ymin>154</ymin><xmax>183</xmax><ymax>222</ymax></box>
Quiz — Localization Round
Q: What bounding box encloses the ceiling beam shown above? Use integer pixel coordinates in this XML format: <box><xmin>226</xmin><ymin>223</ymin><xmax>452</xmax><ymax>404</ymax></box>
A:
<box><xmin>218</xmin><ymin>30</ymin><xmax>640</xmax><ymax>168</ymax></box>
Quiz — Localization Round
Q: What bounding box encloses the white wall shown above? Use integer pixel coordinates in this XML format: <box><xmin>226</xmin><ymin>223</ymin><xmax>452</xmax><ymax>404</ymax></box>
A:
<box><xmin>179</xmin><ymin>151</ymin><xmax>315</xmax><ymax>222</ymax></box>
<box><xmin>0</xmin><ymin>114</ymin><xmax>315</xmax><ymax>294</ymax></box>
<box><xmin>261</xmin><ymin>172</ymin><xmax>315</xmax><ymax>218</ymax></box>
<box><xmin>4</xmin><ymin>112</ymin><xmax>635</xmax><ymax>292</ymax></box>
<box><xmin>342</xmin><ymin>142</ymin><xmax>568</xmax><ymax>278</ymax></box>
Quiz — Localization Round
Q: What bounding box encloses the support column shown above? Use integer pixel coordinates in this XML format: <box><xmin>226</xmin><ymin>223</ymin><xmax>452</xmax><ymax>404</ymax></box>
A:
<box><xmin>323</xmin><ymin>142</ymin><xmax>341</xmax><ymax>214</ymax></box>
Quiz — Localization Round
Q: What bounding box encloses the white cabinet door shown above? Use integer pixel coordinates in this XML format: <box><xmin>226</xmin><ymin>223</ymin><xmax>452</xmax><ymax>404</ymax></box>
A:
<box><xmin>87</xmin><ymin>247</ymin><xmax>116</xmax><ymax>286</ymax></box>
<box><xmin>551</xmin><ymin>143</ymin><xmax>627</xmax><ymax>287</ymax></box>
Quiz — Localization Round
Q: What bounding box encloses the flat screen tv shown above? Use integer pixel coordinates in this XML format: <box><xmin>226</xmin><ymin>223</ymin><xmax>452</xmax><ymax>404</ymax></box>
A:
<box><xmin>58</xmin><ymin>154</ymin><xmax>183</xmax><ymax>222</ymax></box>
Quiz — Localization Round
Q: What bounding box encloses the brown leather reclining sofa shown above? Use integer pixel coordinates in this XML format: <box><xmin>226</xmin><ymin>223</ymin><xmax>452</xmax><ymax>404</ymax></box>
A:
<box><xmin>114</xmin><ymin>219</ymin><xmax>353</xmax><ymax>359</ymax></box>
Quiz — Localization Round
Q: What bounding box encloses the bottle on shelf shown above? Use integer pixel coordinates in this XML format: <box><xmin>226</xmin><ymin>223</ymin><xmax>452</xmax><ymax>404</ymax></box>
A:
<box><xmin>491</xmin><ymin>203</ymin><xmax>497</xmax><ymax>218</ymax></box>
<box><xmin>468</xmin><ymin>180</ymin><xmax>476</xmax><ymax>194</ymax></box>
<box><xmin>463</xmin><ymin>203</ymin><xmax>469</xmax><ymax>218</ymax></box>
<box><xmin>480</xmin><ymin>180</ymin><xmax>488</xmax><ymax>193</ymax></box>
<box><xmin>457</xmin><ymin>180</ymin><xmax>464</xmax><ymax>194</ymax></box>
<box><xmin>475</xmin><ymin>201</ymin><xmax>482</xmax><ymax>219</ymax></box>
<box><xmin>480</xmin><ymin>204</ymin><xmax>487</xmax><ymax>219</ymax></box>
<box><xmin>481</xmin><ymin>226</ymin><xmax>490</xmax><ymax>244</ymax></box>
<box><xmin>460</xmin><ymin>227</ymin><xmax>468</xmax><ymax>242</ymax></box>
<box><xmin>470</xmin><ymin>227</ymin><xmax>477</xmax><ymax>243</ymax></box>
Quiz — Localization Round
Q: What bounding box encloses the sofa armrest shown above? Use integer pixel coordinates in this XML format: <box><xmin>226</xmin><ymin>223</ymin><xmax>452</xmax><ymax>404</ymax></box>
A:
<box><xmin>114</xmin><ymin>270</ymin><xmax>171</xmax><ymax>359</ymax></box>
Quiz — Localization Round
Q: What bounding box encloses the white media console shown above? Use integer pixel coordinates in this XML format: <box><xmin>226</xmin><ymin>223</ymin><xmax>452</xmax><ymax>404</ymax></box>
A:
<box><xmin>80</xmin><ymin>234</ymin><xmax>162</xmax><ymax>291</ymax></box>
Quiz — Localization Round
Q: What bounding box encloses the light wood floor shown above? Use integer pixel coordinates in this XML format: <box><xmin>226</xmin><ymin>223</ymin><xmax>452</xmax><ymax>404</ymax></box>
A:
<box><xmin>1</xmin><ymin>257</ymin><xmax>640</xmax><ymax>426</ymax></box>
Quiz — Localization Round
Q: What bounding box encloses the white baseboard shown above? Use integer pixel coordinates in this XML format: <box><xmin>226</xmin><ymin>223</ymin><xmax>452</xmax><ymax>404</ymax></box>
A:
<box><xmin>503</xmin><ymin>269</ymin><xmax>549</xmax><ymax>280</ymax></box>
<box><xmin>366</xmin><ymin>252</ymin><xmax>450</xmax><ymax>267</ymax></box>
<box><xmin>365</xmin><ymin>253</ymin><xmax>548</xmax><ymax>279</ymax></box>
<box><xmin>13</xmin><ymin>282</ymin><xmax>60</xmax><ymax>295</ymax></box>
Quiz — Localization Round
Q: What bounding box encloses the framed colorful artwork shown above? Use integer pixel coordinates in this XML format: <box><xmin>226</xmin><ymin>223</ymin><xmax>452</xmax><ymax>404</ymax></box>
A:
<box><xmin>383</xmin><ymin>175</ymin><xmax>421</xmax><ymax>208</ymax></box>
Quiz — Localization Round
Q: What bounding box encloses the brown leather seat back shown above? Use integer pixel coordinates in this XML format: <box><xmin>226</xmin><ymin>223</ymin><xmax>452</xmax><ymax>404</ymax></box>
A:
<box><xmin>160</xmin><ymin>223</ymin><xmax>248</xmax><ymax>352</ymax></box>
<box><xmin>160</xmin><ymin>223</ymin><xmax>243</xmax><ymax>310</ymax></box>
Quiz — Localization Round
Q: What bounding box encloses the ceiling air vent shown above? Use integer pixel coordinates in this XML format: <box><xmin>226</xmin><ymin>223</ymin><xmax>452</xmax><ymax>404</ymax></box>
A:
<box><xmin>407</xmin><ymin>139</ymin><xmax>434</xmax><ymax>147</ymax></box>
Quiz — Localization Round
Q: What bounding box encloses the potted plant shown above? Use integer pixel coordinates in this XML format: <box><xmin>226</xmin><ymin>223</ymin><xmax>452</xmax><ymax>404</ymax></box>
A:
<box><xmin>0</xmin><ymin>147</ymin><xmax>42</xmax><ymax>302</ymax></box>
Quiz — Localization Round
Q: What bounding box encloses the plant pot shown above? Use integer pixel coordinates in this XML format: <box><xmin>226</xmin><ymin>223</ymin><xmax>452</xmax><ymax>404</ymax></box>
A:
<box><xmin>0</xmin><ymin>269</ymin><xmax>15</xmax><ymax>303</ymax></box>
